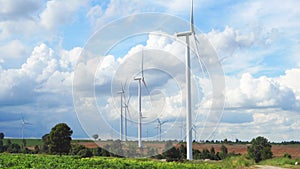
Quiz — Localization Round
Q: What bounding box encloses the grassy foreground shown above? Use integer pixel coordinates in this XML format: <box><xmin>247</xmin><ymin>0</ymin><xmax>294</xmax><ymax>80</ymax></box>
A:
<box><xmin>3</xmin><ymin>153</ymin><xmax>299</xmax><ymax>169</ymax></box>
<box><xmin>0</xmin><ymin>153</ymin><xmax>256</xmax><ymax>169</ymax></box>
<box><xmin>259</xmin><ymin>157</ymin><xmax>300</xmax><ymax>168</ymax></box>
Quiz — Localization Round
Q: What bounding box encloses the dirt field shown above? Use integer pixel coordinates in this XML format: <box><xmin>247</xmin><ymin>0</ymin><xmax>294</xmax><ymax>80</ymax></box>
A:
<box><xmin>78</xmin><ymin>141</ymin><xmax>300</xmax><ymax>158</ymax></box>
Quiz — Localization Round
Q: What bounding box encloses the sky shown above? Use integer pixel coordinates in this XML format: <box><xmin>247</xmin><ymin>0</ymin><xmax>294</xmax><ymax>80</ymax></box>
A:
<box><xmin>0</xmin><ymin>0</ymin><xmax>300</xmax><ymax>142</ymax></box>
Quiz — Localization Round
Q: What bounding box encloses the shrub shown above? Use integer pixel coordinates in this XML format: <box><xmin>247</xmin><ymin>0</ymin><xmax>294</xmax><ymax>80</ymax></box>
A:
<box><xmin>283</xmin><ymin>153</ymin><xmax>291</xmax><ymax>159</ymax></box>
<box><xmin>247</xmin><ymin>136</ymin><xmax>272</xmax><ymax>163</ymax></box>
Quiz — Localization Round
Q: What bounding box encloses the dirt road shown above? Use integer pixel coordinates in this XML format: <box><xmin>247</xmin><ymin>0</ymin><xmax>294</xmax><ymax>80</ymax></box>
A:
<box><xmin>254</xmin><ymin>165</ymin><xmax>287</xmax><ymax>169</ymax></box>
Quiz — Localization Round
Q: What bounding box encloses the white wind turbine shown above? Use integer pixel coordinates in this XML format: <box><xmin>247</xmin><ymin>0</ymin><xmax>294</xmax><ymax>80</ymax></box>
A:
<box><xmin>21</xmin><ymin>115</ymin><xmax>32</xmax><ymax>139</ymax></box>
<box><xmin>117</xmin><ymin>84</ymin><xmax>125</xmax><ymax>141</ymax></box>
<box><xmin>134</xmin><ymin>49</ymin><xmax>149</xmax><ymax>148</ymax></box>
<box><xmin>156</xmin><ymin>118</ymin><xmax>168</xmax><ymax>141</ymax></box>
<box><xmin>176</xmin><ymin>0</ymin><xmax>195</xmax><ymax>160</ymax></box>
<box><xmin>192</xmin><ymin>124</ymin><xmax>198</xmax><ymax>142</ymax></box>
<box><xmin>123</xmin><ymin>91</ymin><xmax>131</xmax><ymax>142</ymax></box>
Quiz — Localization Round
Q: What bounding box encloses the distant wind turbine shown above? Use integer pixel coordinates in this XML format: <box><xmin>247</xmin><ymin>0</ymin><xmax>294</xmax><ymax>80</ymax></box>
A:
<box><xmin>192</xmin><ymin>124</ymin><xmax>198</xmax><ymax>142</ymax></box>
<box><xmin>134</xmin><ymin>48</ymin><xmax>149</xmax><ymax>148</ymax></box>
<box><xmin>156</xmin><ymin>118</ymin><xmax>168</xmax><ymax>141</ymax></box>
<box><xmin>21</xmin><ymin>115</ymin><xmax>32</xmax><ymax>139</ymax></box>
<box><xmin>176</xmin><ymin>0</ymin><xmax>195</xmax><ymax>160</ymax></box>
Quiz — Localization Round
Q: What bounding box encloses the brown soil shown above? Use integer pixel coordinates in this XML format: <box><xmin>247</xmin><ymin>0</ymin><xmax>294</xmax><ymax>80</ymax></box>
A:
<box><xmin>78</xmin><ymin>141</ymin><xmax>300</xmax><ymax>158</ymax></box>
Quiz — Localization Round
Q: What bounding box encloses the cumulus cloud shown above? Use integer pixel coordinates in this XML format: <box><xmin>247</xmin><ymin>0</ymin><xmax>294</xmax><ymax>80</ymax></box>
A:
<box><xmin>226</xmin><ymin>72</ymin><xmax>297</xmax><ymax>110</ymax></box>
<box><xmin>40</xmin><ymin>0</ymin><xmax>87</xmax><ymax>30</ymax></box>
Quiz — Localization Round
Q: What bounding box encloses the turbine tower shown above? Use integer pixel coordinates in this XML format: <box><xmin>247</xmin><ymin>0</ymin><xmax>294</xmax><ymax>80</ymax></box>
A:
<box><xmin>134</xmin><ymin>49</ymin><xmax>149</xmax><ymax>148</ymax></box>
<box><xmin>117</xmin><ymin>84</ymin><xmax>125</xmax><ymax>141</ymax></box>
<box><xmin>157</xmin><ymin>118</ymin><xmax>168</xmax><ymax>141</ymax></box>
<box><xmin>176</xmin><ymin>0</ymin><xmax>195</xmax><ymax>160</ymax></box>
<box><xmin>123</xmin><ymin>94</ymin><xmax>131</xmax><ymax>142</ymax></box>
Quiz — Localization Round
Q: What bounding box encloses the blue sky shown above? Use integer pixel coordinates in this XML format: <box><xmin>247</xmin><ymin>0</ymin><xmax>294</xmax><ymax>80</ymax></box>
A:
<box><xmin>0</xmin><ymin>0</ymin><xmax>300</xmax><ymax>142</ymax></box>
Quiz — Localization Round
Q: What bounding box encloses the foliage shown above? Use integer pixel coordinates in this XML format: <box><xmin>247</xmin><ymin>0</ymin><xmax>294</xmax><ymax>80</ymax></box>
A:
<box><xmin>77</xmin><ymin>148</ymin><xmax>93</xmax><ymax>158</ymax></box>
<box><xmin>247</xmin><ymin>136</ymin><xmax>273</xmax><ymax>163</ymax></box>
<box><xmin>49</xmin><ymin>123</ymin><xmax>73</xmax><ymax>156</ymax></box>
<box><xmin>0</xmin><ymin>153</ymin><xmax>269</xmax><ymax>169</ymax></box>
<box><xmin>219</xmin><ymin>144</ymin><xmax>228</xmax><ymax>160</ymax></box>
<box><xmin>259</xmin><ymin>157</ymin><xmax>300</xmax><ymax>168</ymax></box>
<box><xmin>0</xmin><ymin>153</ymin><xmax>226</xmax><ymax>169</ymax></box>
<box><xmin>7</xmin><ymin>143</ymin><xmax>21</xmax><ymax>153</ymax></box>
<box><xmin>283</xmin><ymin>153</ymin><xmax>291</xmax><ymax>159</ymax></box>
<box><xmin>92</xmin><ymin>134</ymin><xmax>99</xmax><ymax>140</ymax></box>
<box><xmin>0</xmin><ymin>132</ymin><xmax>4</xmax><ymax>140</ymax></box>
<box><xmin>221</xmin><ymin>154</ymin><xmax>255</xmax><ymax>168</ymax></box>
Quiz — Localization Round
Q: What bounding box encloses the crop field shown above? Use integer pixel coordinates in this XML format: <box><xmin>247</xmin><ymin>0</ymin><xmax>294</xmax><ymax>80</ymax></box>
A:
<box><xmin>0</xmin><ymin>153</ymin><xmax>218</xmax><ymax>169</ymax></box>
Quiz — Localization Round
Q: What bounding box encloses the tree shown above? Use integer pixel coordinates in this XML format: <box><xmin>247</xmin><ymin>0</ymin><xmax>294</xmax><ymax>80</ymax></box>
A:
<box><xmin>219</xmin><ymin>144</ymin><xmax>228</xmax><ymax>159</ymax></box>
<box><xmin>92</xmin><ymin>134</ymin><xmax>99</xmax><ymax>141</ymax></box>
<box><xmin>49</xmin><ymin>123</ymin><xmax>73</xmax><ymax>156</ymax></box>
<box><xmin>7</xmin><ymin>143</ymin><xmax>21</xmax><ymax>153</ymax></box>
<box><xmin>42</xmin><ymin>133</ymin><xmax>50</xmax><ymax>153</ymax></box>
<box><xmin>0</xmin><ymin>140</ymin><xmax>3</xmax><ymax>153</ymax></box>
<box><xmin>247</xmin><ymin>136</ymin><xmax>272</xmax><ymax>163</ymax></box>
<box><xmin>0</xmin><ymin>132</ymin><xmax>4</xmax><ymax>140</ymax></box>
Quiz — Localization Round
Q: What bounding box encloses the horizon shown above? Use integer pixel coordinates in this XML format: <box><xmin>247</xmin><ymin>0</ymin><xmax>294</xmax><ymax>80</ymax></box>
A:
<box><xmin>0</xmin><ymin>0</ymin><xmax>300</xmax><ymax>143</ymax></box>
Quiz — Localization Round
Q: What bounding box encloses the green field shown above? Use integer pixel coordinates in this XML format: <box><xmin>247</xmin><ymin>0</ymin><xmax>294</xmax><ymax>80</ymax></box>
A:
<box><xmin>1</xmin><ymin>153</ymin><xmax>299</xmax><ymax>168</ymax></box>
<box><xmin>0</xmin><ymin>153</ymin><xmax>256</xmax><ymax>169</ymax></box>
<box><xmin>3</xmin><ymin>139</ymin><xmax>43</xmax><ymax>146</ymax></box>
<box><xmin>2</xmin><ymin>138</ymin><xmax>93</xmax><ymax>147</ymax></box>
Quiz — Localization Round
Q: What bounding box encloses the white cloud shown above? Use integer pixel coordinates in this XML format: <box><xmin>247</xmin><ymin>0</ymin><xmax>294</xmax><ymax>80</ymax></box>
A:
<box><xmin>40</xmin><ymin>0</ymin><xmax>87</xmax><ymax>30</ymax></box>
<box><xmin>0</xmin><ymin>40</ymin><xmax>27</xmax><ymax>60</ymax></box>
<box><xmin>0</xmin><ymin>0</ymin><xmax>42</xmax><ymax>20</ymax></box>
<box><xmin>226</xmin><ymin>72</ymin><xmax>297</xmax><ymax>110</ymax></box>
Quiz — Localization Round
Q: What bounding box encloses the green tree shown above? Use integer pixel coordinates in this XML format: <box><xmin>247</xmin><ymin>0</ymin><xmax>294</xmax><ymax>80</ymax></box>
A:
<box><xmin>0</xmin><ymin>132</ymin><xmax>4</xmax><ymax>139</ymax></box>
<box><xmin>163</xmin><ymin>146</ymin><xmax>180</xmax><ymax>161</ymax></box>
<box><xmin>0</xmin><ymin>140</ymin><xmax>3</xmax><ymax>153</ymax></box>
<box><xmin>247</xmin><ymin>136</ymin><xmax>272</xmax><ymax>163</ymax></box>
<box><xmin>7</xmin><ymin>143</ymin><xmax>21</xmax><ymax>153</ymax></box>
<box><xmin>49</xmin><ymin>123</ymin><xmax>73</xmax><ymax>156</ymax></box>
<box><xmin>219</xmin><ymin>144</ymin><xmax>228</xmax><ymax>159</ymax></box>
<box><xmin>92</xmin><ymin>134</ymin><xmax>99</xmax><ymax>141</ymax></box>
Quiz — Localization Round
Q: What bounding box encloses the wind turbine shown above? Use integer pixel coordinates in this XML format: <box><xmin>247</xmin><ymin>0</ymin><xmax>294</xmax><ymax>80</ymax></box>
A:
<box><xmin>157</xmin><ymin>118</ymin><xmax>168</xmax><ymax>141</ymax></box>
<box><xmin>117</xmin><ymin>84</ymin><xmax>125</xmax><ymax>141</ymax></box>
<box><xmin>176</xmin><ymin>0</ymin><xmax>195</xmax><ymax>160</ymax></box>
<box><xmin>179</xmin><ymin>120</ymin><xmax>186</xmax><ymax>141</ymax></box>
<box><xmin>134</xmin><ymin>48</ymin><xmax>149</xmax><ymax>148</ymax></box>
<box><xmin>123</xmin><ymin>93</ymin><xmax>131</xmax><ymax>142</ymax></box>
<box><xmin>192</xmin><ymin>124</ymin><xmax>198</xmax><ymax>142</ymax></box>
<box><xmin>21</xmin><ymin>115</ymin><xmax>32</xmax><ymax>139</ymax></box>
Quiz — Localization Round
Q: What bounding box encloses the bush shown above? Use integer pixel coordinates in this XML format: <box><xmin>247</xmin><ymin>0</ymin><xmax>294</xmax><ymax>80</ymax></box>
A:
<box><xmin>247</xmin><ymin>136</ymin><xmax>273</xmax><ymax>163</ymax></box>
<box><xmin>283</xmin><ymin>153</ymin><xmax>291</xmax><ymax>159</ymax></box>
<box><xmin>77</xmin><ymin>149</ymin><xmax>93</xmax><ymax>158</ymax></box>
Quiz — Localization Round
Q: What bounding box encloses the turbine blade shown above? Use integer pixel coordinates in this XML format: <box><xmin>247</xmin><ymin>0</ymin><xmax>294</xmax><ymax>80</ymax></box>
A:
<box><xmin>142</xmin><ymin>79</ymin><xmax>150</xmax><ymax>93</ymax></box>
<box><xmin>127</xmin><ymin>96</ymin><xmax>131</xmax><ymax>105</ymax></box>
<box><xmin>190</xmin><ymin>0</ymin><xmax>194</xmax><ymax>33</ymax></box>
<box><xmin>121</xmin><ymin>82</ymin><xmax>124</xmax><ymax>92</ymax></box>
<box><xmin>162</xmin><ymin>120</ymin><xmax>168</xmax><ymax>125</ymax></box>
<box><xmin>141</xmin><ymin>49</ymin><xmax>144</xmax><ymax>78</ymax></box>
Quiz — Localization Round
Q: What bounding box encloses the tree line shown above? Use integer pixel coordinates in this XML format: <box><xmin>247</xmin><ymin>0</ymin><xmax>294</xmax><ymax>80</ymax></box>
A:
<box><xmin>0</xmin><ymin>123</ymin><xmax>280</xmax><ymax>163</ymax></box>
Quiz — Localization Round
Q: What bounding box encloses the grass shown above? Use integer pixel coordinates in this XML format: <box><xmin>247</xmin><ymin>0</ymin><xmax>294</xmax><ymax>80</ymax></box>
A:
<box><xmin>0</xmin><ymin>153</ymin><xmax>222</xmax><ymax>169</ymax></box>
<box><xmin>3</xmin><ymin>138</ymin><xmax>43</xmax><ymax>146</ymax></box>
<box><xmin>2</xmin><ymin>138</ymin><xmax>96</xmax><ymax>147</ymax></box>
<box><xmin>259</xmin><ymin>157</ymin><xmax>300</xmax><ymax>168</ymax></box>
